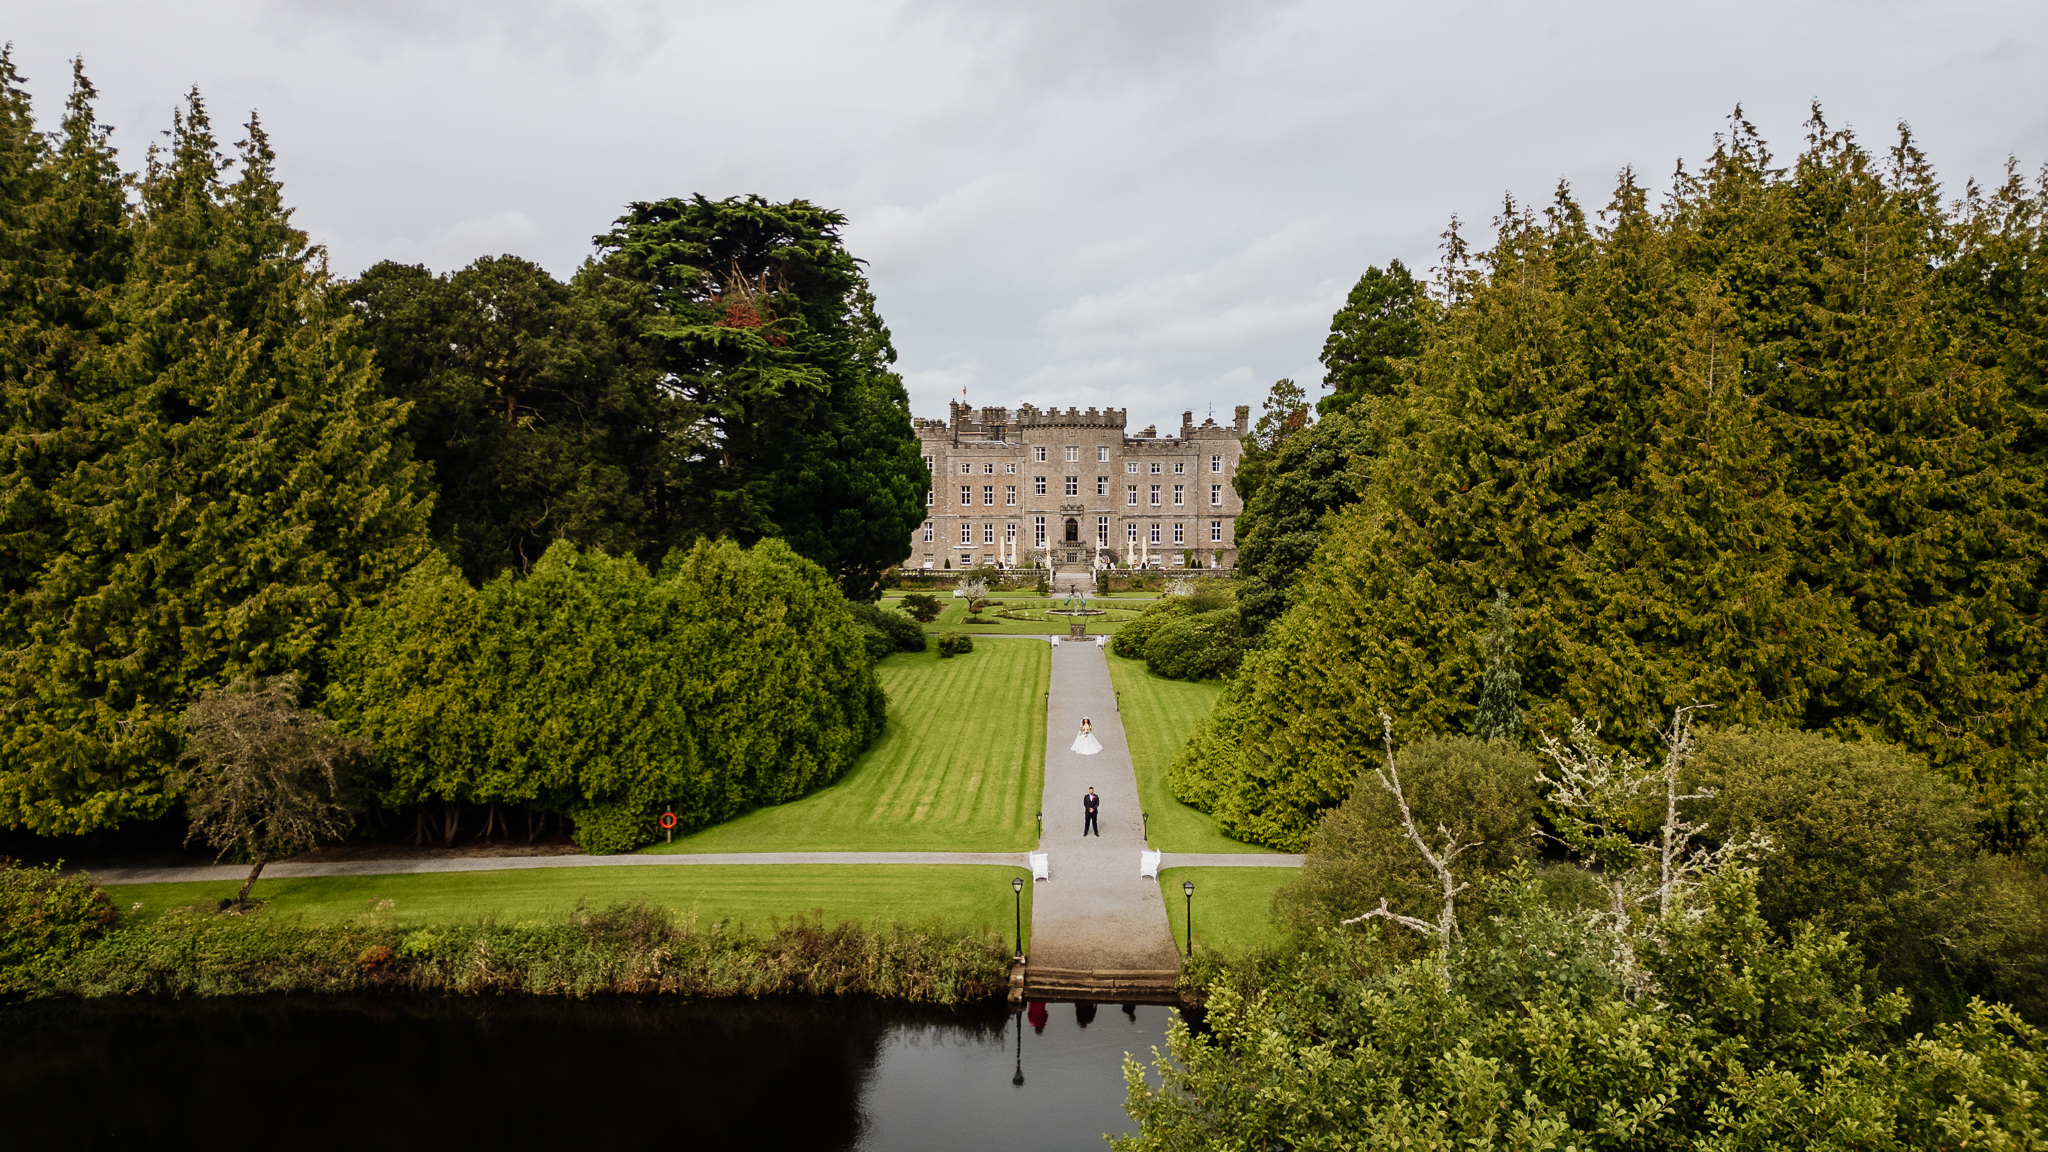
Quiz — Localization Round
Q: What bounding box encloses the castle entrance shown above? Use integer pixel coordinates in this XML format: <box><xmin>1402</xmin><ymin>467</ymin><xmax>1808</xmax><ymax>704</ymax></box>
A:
<box><xmin>1064</xmin><ymin>518</ymin><xmax>1079</xmax><ymax>543</ymax></box>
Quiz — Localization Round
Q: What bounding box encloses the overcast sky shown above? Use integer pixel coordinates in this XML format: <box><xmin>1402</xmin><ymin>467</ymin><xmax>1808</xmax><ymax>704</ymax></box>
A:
<box><xmin>6</xmin><ymin>1</ymin><xmax>2045</xmax><ymax>431</ymax></box>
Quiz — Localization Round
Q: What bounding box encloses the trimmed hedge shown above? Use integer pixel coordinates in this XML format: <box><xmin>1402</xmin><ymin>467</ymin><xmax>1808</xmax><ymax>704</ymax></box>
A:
<box><xmin>331</xmin><ymin>539</ymin><xmax>885</xmax><ymax>854</ymax></box>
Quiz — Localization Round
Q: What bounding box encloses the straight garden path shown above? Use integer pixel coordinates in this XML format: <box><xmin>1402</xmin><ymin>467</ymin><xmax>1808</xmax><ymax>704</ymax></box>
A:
<box><xmin>1027</xmin><ymin>638</ymin><xmax>1184</xmax><ymax>980</ymax></box>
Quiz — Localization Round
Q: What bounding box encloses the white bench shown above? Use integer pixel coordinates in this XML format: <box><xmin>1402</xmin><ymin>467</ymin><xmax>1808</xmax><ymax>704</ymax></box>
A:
<box><xmin>1030</xmin><ymin>852</ymin><xmax>1050</xmax><ymax>881</ymax></box>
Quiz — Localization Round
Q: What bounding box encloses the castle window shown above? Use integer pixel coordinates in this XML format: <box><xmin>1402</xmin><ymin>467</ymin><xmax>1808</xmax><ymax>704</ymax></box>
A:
<box><xmin>984</xmin><ymin>462</ymin><xmax>995</xmax><ymax>475</ymax></box>
<box><xmin>1173</xmin><ymin>485</ymin><xmax>1184</xmax><ymax>506</ymax></box>
<box><xmin>1033</xmin><ymin>516</ymin><xmax>1046</xmax><ymax>546</ymax></box>
<box><xmin>1210</xmin><ymin>454</ymin><xmax>1222</xmax><ymax>473</ymax></box>
<box><xmin>960</xmin><ymin>523</ymin><xmax>972</xmax><ymax>544</ymax></box>
<box><xmin>1126</xmin><ymin>462</ymin><xmax>1139</xmax><ymax>474</ymax></box>
<box><xmin>1065</xmin><ymin>446</ymin><xmax>1079</xmax><ymax>463</ymax></box>
<box><xmin>1173</xmin><ymin>523</ymin><xmax>1185</xmax><ymax>544</ymax></box>
<box><xmin>959</xmin><ymin>485</ymin><xmax>971</xmax><ymax>505</ymax></box>
<box><xmin>983</xmin><ymin>523</ymin><xmax>995</xmax><ymax>545</ymax></box>
<box><xmin>1005</xmin><ymin>463</ymin><xmax>1016</xmax><ymax>474</ymax></box>
<box><xmin>1034</xmin><ymin>447</ymin><xmax>1047</xmax><ymax>463</ymax></box>
<box><xmin>1210</xmin><ymin>520</ymin><xmax>1223</xmax><ymax>543</ymax></box>
<box><xmin>1210</xmin><ymin>484</ymin><xmax>1222</xmax><ymax>506</ymax></box>
<box><xmin>1149</xmin><ymin>462</ymin><xmax>1162</xmax><ymax>475</ymax></box>
<box><xmin>923</xmin><ymin>455</ymin><xmax>934</xmax><ymax>473</ymax></box>
<box><xmin>1150</xmin><ymin>524</ymin><xmax>1161</xmax><ymax>544</ymax></box>
<box><xmin>1149</xmin><ymin>485</ymin><xmax>1161</xmax><ymax>506</ymax></box>
<box><xmin>1033</xmin><ymin>476</ymin><xmax>1046</xmax><ymax>496</ymax></box>
<box><xmin>1005</xmin><ymin>523</ymin><xmax>1017</xmax><ymax>544</ymax></box>
<box><xmin>1097</xmin><ymin>446</ymin><xmax>1110</xmax><ymax>462</ymax></box>
<box><xmin>925</xmin><ymin>488</ymin><xmax>933</xmax><ymax>507</ymax></box>
<box><xmin>960</xmin><ymin>462</ymin><xmax>972</xmax><ymax>475</ymax></box>
<box><xmin>1064</xmin><ymin>476</ymin><xmax>1079</xmax><ymax>497</ymax></box>
<box><xmin>1005</xmin><ymin>485</ymin><xmax>1017</xmax><ymax>506</ymax></box>
<box><xmin>1173</xmin><ymin>462</ymin><xmax>1185</xmax><ymax>474</ymax></box>
<box><xmin>983</xmin><ymin>485</ymin><xmax>994</xmax><ymax>505</ymax></box>
<box><xmin>922</xmin><ymin>521</ymin><xmax>933</xmax><ymax>542</ymax></box>
<box><xmin>1127</xmin><ymin>523</ymin><xmax>1139</xmax><ymax>543</ymax></box>
<box><xmin>1126</xmin><ymin>485</ymin><xmax>1138</xmax><ymax>506</ymax></box>
<box><xmin>1097</xmin><ymin>516</ymin><xmax>1109</xmax><ymax>545</ymax></box>
<box><xmin>1096</xmin><ymin>476</ymin><xmax>1108</xmax><ymax>496</ymax></box>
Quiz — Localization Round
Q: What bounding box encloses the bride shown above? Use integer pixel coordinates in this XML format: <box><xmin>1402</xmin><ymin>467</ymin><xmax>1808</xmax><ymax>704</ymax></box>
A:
<box><xmin>1071</xmin><ymin>717</ymin><xmax>1102</xmax><ymax>755</ymax></box>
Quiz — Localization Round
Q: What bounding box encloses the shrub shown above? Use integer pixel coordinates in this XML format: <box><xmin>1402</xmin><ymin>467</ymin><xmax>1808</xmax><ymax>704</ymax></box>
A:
<box><xmin>0</xmin><ymin>860</ymin><xmax>119</xmax><ymax>994</ymax></box>
<box><xmin>936</xmin><ymin>632</ymin><xmax>975</xmax><ymax>658</ymax></box>
<box><xmin>849</xmin><ymin>601</ymin><xmax>927</xmax><ymax>654</ymax></box>
<box><xmin>1274</xmin><ymin>736</ymin><xmax>1541</xmax><ymax>932</ymax></box>
<box><xmin>1692</xmin><ymin>728</ymin><xmax>2048</xmax><ymax>1023</ymax></box>
<box><xmin>1143</xmin><ymin>607</ymin><xmax>1245</xmax><ymax>681</ymax></box>
<box><xmin>899</xmin><ymin>593</ymin><xmax>943</xmax><ymax>623</ymax></box>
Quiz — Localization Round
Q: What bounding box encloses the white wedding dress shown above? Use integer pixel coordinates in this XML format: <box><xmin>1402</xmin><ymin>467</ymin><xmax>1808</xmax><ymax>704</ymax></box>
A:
<box><xmin>1071</xmin><ymin>728</ymin><xmax>1103</xmax><ymax>755</ymax></box>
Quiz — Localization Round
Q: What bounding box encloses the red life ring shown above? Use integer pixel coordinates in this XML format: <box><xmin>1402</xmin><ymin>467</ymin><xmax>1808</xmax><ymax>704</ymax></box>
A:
<box><xmin>658</xmin><ymin>812</ymin><xmax>678</xmax><ymax>830</ymax></box>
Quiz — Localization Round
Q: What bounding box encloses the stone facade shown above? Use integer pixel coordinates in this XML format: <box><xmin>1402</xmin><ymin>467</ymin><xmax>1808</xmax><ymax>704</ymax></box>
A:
<box><xmin>908</xmin><ymin>400</ymin><xmax>1250</xmax><ymax>571</ymax></box>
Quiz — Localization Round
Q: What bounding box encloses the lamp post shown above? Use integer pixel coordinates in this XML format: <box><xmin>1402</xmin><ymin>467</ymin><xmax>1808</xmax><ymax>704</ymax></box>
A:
<box><xmin>1182</xmin><ymin>880</ymin><xmax>1195</xmax><ymax>957</ymax></box>
<box><xmin>1012</xmin><ymin>875</ymin><xmax>1025</xmax><ymax>960</ymax></box>
<box><xmin>1142</xmin><ymin>811</ymin><xmax>1149</xmax><ymax>845</ymax></box>
<box><xmin>1036</xmin><ymin>810</ymin><xmax>1042</xmax><ymax>840</ymax></box>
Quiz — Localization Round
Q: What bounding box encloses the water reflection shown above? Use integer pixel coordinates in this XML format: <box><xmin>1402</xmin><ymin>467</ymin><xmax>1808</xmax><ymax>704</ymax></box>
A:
<box><xmin>0</xmin><ymin>996</ymin><xmax>1187</xmax><ymax>1152</ymax></box>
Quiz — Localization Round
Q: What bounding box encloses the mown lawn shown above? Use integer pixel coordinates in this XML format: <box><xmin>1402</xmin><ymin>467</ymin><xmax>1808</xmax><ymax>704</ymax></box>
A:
<box><xmin>105</xmin><ymin>864</ymin><xmax>1034</xmax><ymax>945</ymax></box>
<box><xmin>1159</xmin><ymin>867</ymin><xmax>1295</xmax><ymax>954</ymax></box>
<box><xmin>648</xmin><ymin>642</ymin><xmax>1049</xmax><ymax>853</ymax></box>
<box><xmin>1105</xmin><ymin>651</ymin><xmax>1262</xmax><ymax>853</ymax></box>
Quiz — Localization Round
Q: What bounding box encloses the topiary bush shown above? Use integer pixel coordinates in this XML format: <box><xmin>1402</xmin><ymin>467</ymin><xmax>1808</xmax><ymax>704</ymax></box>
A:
<box><xmin>936</xmin><ymin>632</ymin><xmax>975</xmax><ymax>658</ymax></box>
<box><xmin>899</xmin><ymin>593</ymin><xmax>942</xmax><ymax>623</ymax></box>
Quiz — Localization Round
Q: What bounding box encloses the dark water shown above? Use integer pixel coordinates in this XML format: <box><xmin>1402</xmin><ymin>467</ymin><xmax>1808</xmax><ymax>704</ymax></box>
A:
<box><xmin>0</xmin><ymin>996</ymin><xmax>1188</xmax><ymax>1151</ymax></box>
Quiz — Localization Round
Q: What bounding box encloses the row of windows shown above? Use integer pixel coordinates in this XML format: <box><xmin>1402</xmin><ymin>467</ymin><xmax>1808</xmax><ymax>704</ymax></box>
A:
<box><xmin>932</xmin><ymin>480</ymin><xmax>1229</xmax><ymax>507</ymax></box>
<box><xmin>922</xmin><ymin>453</ymin><xmax>1230</xmax><ymax>475</ymax></box>
<box><xmin>922</xmin><ymin>519</ymin><xmax>1229</xmax><ymax>546</ymax></box>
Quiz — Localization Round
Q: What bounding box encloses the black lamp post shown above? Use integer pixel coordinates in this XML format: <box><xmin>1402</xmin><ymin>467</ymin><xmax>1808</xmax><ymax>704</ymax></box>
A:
<box><xmin>1181</xmin><ymin>880</ymin><xmax>1195</xmax><ymax>957</ymax></box>
<box><xmin>1012</xmin><ymin>875</ymin><xmax>1025</xmax><ymax>959</ymax></box>
<box><xmin>1036</xmin><ymin>810</ymin><xmax>1042</xmax><ymax>839</ymax></box>
<box><xmin>1142</xmin><ymin>811</ymin><xmax>1149</xmax><ymax>845</ymax></box>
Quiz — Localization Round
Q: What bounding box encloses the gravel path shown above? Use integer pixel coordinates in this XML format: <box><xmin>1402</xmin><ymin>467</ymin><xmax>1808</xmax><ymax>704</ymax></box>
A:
<box><xmin>1027</xmin><ymin>639</ymin><xmax>1185</xmax><ymax>972</ymax></box>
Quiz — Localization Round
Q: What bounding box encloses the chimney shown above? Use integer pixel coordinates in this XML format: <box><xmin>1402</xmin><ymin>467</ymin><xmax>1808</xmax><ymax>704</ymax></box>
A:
<box><xmin>1233</xmin><ymin>405</ymin><xmax>1250</xmax><ymax>434</ymax></box>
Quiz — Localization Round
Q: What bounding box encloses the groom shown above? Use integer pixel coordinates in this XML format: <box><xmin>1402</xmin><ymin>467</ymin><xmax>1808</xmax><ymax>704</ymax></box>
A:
<box><xmin>1083</xmin><ymin>787</ymin><xmax>1100</xmax><ymax>837</ymax></box>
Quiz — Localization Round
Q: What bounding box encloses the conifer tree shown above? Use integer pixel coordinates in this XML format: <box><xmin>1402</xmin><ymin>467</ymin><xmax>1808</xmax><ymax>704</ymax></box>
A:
<box><xmin>0</xmin><ymin>91</ymin><xmax>431</xmax><ymax>835</ymax></box>
<box><xmin>1470</xmin><ymin>590</ymin><xmax>1522</xmax><ymax>742</ymax></box>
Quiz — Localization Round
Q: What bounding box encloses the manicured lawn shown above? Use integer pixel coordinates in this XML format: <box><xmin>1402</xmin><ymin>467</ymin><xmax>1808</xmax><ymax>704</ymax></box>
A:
<box><xmin>1105</xmin><ymin>652</ymin><xmax>1262</xmax><ymax>853</ymax></box>
<box><xmin>1159</xmin><ymin>867</ymin><xmax>1295</xmax><ymax>954</ymax></box>
<box><xmin>924</xmin><ymin>597</ymin><xmax>1139</xmax><ymax>636</ymax></box>
<box><xmin>648</xmin><ymin>643</ymin><xmax>1049</xmax><ymax>853</ymax></box>
<box><xmin>106</xmin><ymin>864</ymin><xmax>1034</xmax><ymax>945</ymax></box>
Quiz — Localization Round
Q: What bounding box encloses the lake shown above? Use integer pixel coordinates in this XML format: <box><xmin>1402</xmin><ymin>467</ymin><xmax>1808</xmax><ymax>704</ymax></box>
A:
<box><xmin>0</xmin><ymin>996</ymin><xmax>1192</xmax><ymax>1150</ymax></box>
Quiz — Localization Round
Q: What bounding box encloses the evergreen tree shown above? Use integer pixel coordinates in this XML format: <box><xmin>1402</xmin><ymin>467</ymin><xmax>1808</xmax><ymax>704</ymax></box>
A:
<box><xmin>0</xmin><ymin>92</ymin><xmax>431</xmax><ymax>835</ymax></box>
<box><xmin>1469</xmin><ymin>589</ymin><xmax>1522</xmax><ymax>742</ymax></box>
<box><xmin>594</xmin><ymin>194</ymin><xmax>926</xmax><ymax>600</ymax></box>
<box><xmin>1316</xmin><ymin>260</ymin><xmax>1423</xmax><ymax>416</ymax></box>
<box><xmin>346</xmin><ymin>255</ymin><xmax>666</xmax><ymax>581</ymax></box>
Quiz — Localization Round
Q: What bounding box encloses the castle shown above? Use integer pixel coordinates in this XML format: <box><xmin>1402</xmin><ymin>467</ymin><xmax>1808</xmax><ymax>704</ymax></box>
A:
<box><xmin>908</xmin><ymin>401</ymin><xmax>1250</xmax><ymax>572</ymax></box>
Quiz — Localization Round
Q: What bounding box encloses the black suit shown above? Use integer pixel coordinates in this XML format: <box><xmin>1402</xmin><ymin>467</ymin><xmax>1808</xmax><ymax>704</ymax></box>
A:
<box><xmin>1083</xmin><ymin>791</ymin><xmax>1100</xmax><ymax>836</ymax></box>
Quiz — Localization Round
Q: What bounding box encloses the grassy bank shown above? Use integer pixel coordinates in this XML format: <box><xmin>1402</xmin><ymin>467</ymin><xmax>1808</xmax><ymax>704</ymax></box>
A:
<box><xmin>10</xmin><ymin>863</ymin><xmax>1025</xmax><ymax>1005</ymax></box>
<box><xmin>651</xmin><ymin>644</ymin><xmax>1048</xmax><ymax>853</ymax></box>
<box><xmin>1159</xmin><ymin>867</ymin><xmax>1294</xmax><ymax>954</ymax></box>
<box><xmin>1105</xmin><ymin>653</ymin><xmax>1259</xmax><ymax>853</ymax></box>
<box><xmin>105</xmin><ymin>864</ymin><xmax>1033</xmax><ymax>947</ymax></box>
<box><xmin>19</xmin><ymin>907</ymin><xmax>1010</xmax><ymax>1004</ymax></box>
